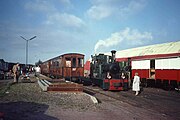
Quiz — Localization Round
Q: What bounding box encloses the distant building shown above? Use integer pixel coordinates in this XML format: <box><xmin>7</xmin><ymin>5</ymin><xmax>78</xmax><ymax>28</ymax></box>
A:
<box><xmin>0</xmin><ymin>59</ymin><xmax>8</xmax><ymax>72</ymax></box>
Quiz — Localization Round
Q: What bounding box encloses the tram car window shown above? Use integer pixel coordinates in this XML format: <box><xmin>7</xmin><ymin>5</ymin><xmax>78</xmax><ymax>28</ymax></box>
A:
<box><xmin>72</xmin><ymin>58</ymin><xmax>76</xmax><ymax>67</ymax></box>
<box><xmin>66</xmin><ymin>58</ymin><xmax>71</xmax><ymax>67</ymax></box>
<box><xmin>78</xmin><ymin>58</ymin><xmax>84</xmax><ymax>67</ymax></box>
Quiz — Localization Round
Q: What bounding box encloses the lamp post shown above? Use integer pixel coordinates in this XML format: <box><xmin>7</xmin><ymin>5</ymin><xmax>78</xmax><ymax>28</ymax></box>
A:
<box><xmin>20</xmin><ymin>36</ymin><xmax>36</xmax><ymax>67</ymax></box>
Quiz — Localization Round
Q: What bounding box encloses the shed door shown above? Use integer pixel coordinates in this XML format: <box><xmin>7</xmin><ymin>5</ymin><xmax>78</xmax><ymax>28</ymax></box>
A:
<box><xmin>150</xmin><ymin>59</ymin><xmax>155</xmax><ymax>79</ymax></box>
<box><xmin>155</xmin><ymin>57</ymin><xmax>180</xmax><ymax>69</ymax></box>
<box><xmin>131</xmin><ymin>60</ymin><xmax>151</xmax><ymax>79</ymax></box>
<box><xmin>131</xmin><ymin>60</ymin><xmax>150</xmax><ymax>69</ymax></box>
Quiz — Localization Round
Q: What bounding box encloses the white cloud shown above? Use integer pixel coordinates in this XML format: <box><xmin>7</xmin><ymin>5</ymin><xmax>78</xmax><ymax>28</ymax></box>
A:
<box><xmin>94</xmin><ymin>27</ymin><xmax>153</xmax><ymax>53</ymax></box>
<box><xmin>25</xmin><ymin>0</ymin><xmax>73</xmax><ymax>13</ymax></box>
<box><xmin>25</xmin><ymin>0</ymin><xmax>85</xmax><ymax>30</ymax></box>
<box><xmin>87</xmin><ymin>0</ymin><xmax>147</xmax><ymax>20</ymax></box>
<box><xmin>45</xmin><ymin>13</ymin><xmax>85</xmax><ymax>29</ymax></box>
<box><xmin>59</xmin><ymin>0</ymin><xmax>73</xmax><ymax>8</ymax></box>
<box><xmin>87</xmin><ymin>5</ymin><xmax>116</xmax><ymax>20</ymax></box>
<box><xmin>24</xmin><ymin>0</ymin><xmax>56</xmax><ymax>13</ymax></box>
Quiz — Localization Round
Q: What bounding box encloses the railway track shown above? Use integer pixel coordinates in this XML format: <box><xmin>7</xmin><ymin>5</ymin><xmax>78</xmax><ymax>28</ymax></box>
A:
<box><xmin>83</xmin><ymin>86</ymin><xmax>146</xmax><ymax>107</ymax></box>
<box><xmin>83</xmin><ymin>86</ymin><xmax>164</xmax><ymax>119</ymax></box>
<box><xmin>83</xmin><ymin>86</ymin><xmax>125</xmax><ymax>102</ymax></box>
<box><xmin>83</xmin><ymin>85</ymin><xmax>180</xmax><ymax>119</ymax></box>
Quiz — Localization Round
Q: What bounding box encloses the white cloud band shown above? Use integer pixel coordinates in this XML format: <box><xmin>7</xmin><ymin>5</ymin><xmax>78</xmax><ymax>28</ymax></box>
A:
<box><xmin>94</xmin><ymin>27</ymin><xmax>153</xmax><ymax>53</ymax></box>
<box><xmin>87</xmin><ymin>0</ymin><xmax>146</xmax><ymax>20</ymax></box>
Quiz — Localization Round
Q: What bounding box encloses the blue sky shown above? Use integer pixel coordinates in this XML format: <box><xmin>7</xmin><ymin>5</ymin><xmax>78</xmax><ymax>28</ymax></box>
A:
<box><xmin>0</xmin><ymin>0</ymin><xmax>180</xmax><ymax>64</ymax></box>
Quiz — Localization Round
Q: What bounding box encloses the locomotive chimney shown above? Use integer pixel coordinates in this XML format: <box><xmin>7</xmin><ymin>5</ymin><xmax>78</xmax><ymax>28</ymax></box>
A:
<box><xmin>111</xmin><ymin>50</ymin><xmax>116</xmax><ymax>63</ymax></box>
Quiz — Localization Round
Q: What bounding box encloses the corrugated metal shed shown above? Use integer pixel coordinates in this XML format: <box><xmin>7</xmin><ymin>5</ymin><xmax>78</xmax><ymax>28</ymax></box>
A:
<box><xmin>104</xmin><ymin>41</ymin><xmax>180</xmax><ymax>58</ymax></box>
<box><xmin>84</xmin><ymin>41</ymin><xmax>180</xmax><ymax>71</ymax></box>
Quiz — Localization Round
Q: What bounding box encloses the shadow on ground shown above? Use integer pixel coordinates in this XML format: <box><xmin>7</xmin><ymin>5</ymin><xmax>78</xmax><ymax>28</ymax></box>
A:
<box><xmin>0</xmin><ymin>101</ymin><xmax>58</xmax><ymax>120</ymax></box>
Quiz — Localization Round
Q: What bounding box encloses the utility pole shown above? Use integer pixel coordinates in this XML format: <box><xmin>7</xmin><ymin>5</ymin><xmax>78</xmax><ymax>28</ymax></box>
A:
<box><xmin>20</xmin><ymin>36</ymin><xmax>36</xmax><ymax>67</ymax></box>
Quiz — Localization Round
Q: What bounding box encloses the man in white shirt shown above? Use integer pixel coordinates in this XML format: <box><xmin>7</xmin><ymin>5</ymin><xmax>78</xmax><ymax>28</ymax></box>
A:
<box><xmin>35</xmin><ymin>65</ymin><xmax>41</xmax><ymax>77</ymax></box>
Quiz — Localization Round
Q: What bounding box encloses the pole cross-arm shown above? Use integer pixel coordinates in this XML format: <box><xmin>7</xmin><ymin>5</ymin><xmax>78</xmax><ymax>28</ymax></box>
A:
<box><xmin>29</xmin><ymin>36</ymin><xmax>36</xmax><ymax>41</ymax></box>
<box><xmin>20</xmin><ymin>36</ymin><xmax>27</xmax><ymax>41</ymax></box>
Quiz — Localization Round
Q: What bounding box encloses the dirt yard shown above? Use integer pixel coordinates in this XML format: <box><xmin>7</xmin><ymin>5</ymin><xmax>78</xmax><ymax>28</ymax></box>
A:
<box><xmin>0</xmin><ymin>81</ymin><xmax>180</xmax><ymax>120</ymax></box>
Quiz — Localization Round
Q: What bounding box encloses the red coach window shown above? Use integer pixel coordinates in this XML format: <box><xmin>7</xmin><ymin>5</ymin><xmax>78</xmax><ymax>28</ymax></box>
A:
<box><xmin>78</xmin><ymin>58</ymin><xmax>84</xmax><ymax>67</ymax></box>
<box><xmin>66</xmin><ymin>57</ymin><xmax>71</xmax><ymax>67</ymax></box>
<box><xmin>72</xmin><ymin>58</ymin><xmax>76</xmax><ymax>67</ymax></box>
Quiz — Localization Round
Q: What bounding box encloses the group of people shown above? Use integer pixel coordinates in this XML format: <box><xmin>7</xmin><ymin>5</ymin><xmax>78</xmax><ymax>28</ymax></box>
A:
<box><xmin>121</xmin><ymin>72</ymin><xmax>141</xmax><ymax>96</ymax></box>
<box><xmin>107</xmin><ymin>71</ymin><xmax>141</xmax><ymax>96</ymax></box>
<box><xmin>12</xmin><ymin>62</ymin><xmax>140</xmax><ymax>95</ymax></box>
<box><xmin>12</xmin><ymin>63</ymin><xmax>41</xmax><ymax>83</ymax></box>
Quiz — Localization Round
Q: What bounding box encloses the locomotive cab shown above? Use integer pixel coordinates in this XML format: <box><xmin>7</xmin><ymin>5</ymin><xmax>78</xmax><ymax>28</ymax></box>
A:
<box><xmin>90</xmin><ymin>50</ymin><xmax>129</xmax><ymax>91</ymax></box>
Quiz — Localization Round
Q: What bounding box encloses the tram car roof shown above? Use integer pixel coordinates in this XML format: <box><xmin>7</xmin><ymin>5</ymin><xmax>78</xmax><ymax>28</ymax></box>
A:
<box><xmin>42</xmin><ymin>53</ymin><xmax>85</xmax><ymax>63</ymax></box>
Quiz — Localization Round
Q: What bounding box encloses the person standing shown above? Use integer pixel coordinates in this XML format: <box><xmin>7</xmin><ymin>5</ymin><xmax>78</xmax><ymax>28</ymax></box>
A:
<box><xmin>35</xmin><ymin>65</ymin><xmax>41</xmax><ymax>77</ymax></box>
<box><xmin>132</xmin><ymin>72</ymin><xmax>140</xmax><ymax>96</ymax></box>
<box><xmin>12</xmin><ymin>63</ymin><xmax>20</xmax><ymax>83</ymax></box>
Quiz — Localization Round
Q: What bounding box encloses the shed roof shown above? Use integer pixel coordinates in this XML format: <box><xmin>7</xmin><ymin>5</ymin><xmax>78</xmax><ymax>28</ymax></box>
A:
<box><xmin>104</xmin><ymin>41</ymin><xmax>180</xmax><ymax>58</ymax></box>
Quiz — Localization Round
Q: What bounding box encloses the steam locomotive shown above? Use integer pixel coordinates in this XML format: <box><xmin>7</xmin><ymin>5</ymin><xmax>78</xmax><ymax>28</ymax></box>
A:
<box><xmin>90</xmin><ymin>50</ymin><xmax>129</xmax><ymax>91</ymax></box>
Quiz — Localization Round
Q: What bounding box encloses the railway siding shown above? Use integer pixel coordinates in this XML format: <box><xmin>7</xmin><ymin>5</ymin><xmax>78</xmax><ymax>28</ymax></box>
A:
<box><xmin>83</xmin><ymin>85</ymin><xmax>180</xmax><ymax>119</ymax></box>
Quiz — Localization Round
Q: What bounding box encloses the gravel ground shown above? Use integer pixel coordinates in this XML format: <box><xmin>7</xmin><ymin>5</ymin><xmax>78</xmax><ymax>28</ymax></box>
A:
<box><xmin>0</xmin><ymin>82</ymin><xmax>101</xmax><ymax>120</ymax></box>
<box><xmin>0</xmin><ymin>80</ymin><xmax>179</xmax><ymax>120</ymax></box>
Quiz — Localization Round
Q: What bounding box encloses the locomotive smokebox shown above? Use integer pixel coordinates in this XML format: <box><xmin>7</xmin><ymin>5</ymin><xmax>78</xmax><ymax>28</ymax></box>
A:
<box><xmin>111</xmin><ymin>50</ymin><xmax>116</xmax><ymax>63</ymax></box>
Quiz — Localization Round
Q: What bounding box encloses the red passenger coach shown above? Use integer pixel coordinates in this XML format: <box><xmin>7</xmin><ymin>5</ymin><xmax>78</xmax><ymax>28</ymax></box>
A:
<box><xmin>41</xmin><ymin>53</ymin><xmax>84</xmax><ymax>82</ymax></box>
<box><xmin>41</xmin><ymin>61</ymin><xmax>50</xmax><ymax>76</ymax></box>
